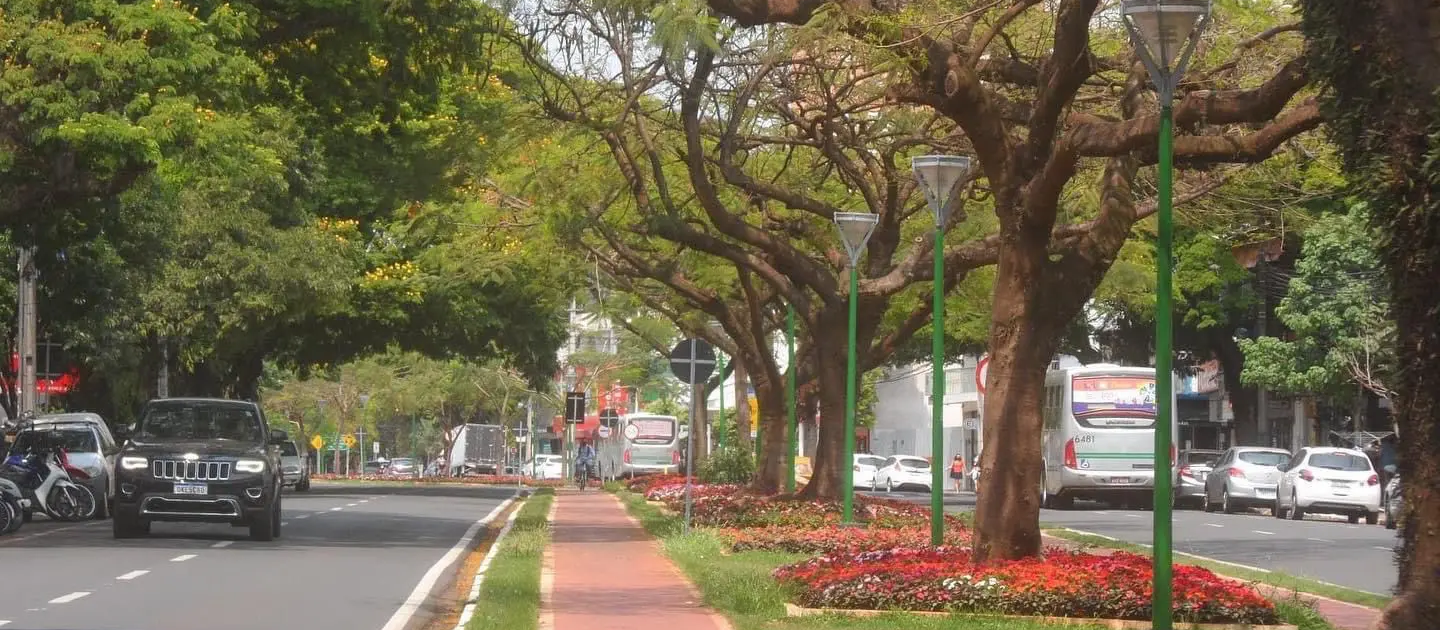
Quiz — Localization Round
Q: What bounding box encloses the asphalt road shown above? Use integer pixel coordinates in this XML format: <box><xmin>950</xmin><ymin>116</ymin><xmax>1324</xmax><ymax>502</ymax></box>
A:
<box><xmin>867</xmin><ymin>490</ymin><xmax>1399</xmax><ymax>595</ymax></box>
<box><xmin>0</xmin><ymin>482</ymin><xmax>515</xmax><ymax>630</ymax></box>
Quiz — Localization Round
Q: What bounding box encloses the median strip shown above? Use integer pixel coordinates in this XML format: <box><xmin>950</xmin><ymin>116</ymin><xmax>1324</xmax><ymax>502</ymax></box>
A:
<box><xmin>460</xmin><ymin>490</ymin><xmax>553</xmax><ymax>630</ymax></box>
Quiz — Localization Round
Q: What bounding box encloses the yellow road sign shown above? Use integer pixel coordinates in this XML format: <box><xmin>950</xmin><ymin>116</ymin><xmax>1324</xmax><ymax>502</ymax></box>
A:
<box><xmin>749</xmin><ymin>397</ymin><xmax>759</xmax><ymax>434</ymax></box>
<box><xmin>342</xmin><ymin>434</ymin><xmax>357</xmax><ymax>449</ymax></box>
<box><xmin>311</xmin><ymin>435</ymin><xmax>325</xmax><ymax>450</ymax></box>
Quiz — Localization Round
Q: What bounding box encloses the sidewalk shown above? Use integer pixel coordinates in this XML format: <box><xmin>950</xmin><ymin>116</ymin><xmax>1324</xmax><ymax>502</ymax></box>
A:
<box><xmin>545</xmin><ymin>489</ymin><xmax>729</xmax><ymax>630</ymax></box>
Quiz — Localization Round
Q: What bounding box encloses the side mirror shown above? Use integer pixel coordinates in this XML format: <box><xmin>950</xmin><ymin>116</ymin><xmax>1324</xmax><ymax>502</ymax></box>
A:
<box><xmin>269</xmin><ymin>429</ymin><xmax>289</xmax><ymax>444</ymax></box>
<box><xmin>114</xmin><ymin>425</ymin><xmax>132</xmax><ymax>441</ymax></box>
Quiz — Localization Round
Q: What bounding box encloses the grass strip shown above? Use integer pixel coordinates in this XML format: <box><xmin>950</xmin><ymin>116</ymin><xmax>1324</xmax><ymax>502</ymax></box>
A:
<box><xmin>1043</xmin><ymin>529</ymin><xmax>1390</xmax><ymax>610</ymax></box>
<box><xmin>465</xmin><ymin>489</ymin><xmax>555</xmax><ymax>630</ymax></box>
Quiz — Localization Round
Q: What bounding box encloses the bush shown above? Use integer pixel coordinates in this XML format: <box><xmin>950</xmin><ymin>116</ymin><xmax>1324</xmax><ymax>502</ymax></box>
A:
<box><xmin>773</xmin><ymin>547</ymin><xmax>1279</xmax><ymax>625</ymax></box>
<box><xmin>699</xmin><ymin>445</ymin><xmax>754</xmax><ymax>484</ymax></box>
<box><xmin>721</xmin><ymin>524</ymin><xmax>973</xmax><ymax>555</ymax></box>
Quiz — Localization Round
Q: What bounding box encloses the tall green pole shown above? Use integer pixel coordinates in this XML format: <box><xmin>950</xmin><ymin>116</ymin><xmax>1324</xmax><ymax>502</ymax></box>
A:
<box><xmin>718</xmin><ymin>352</ymin><xmax>726</xmax><ymax>449</ymax></box>
<box><xmin>1152</xmin><ymin>101</ymin><xmax>1176</xmax><ymax>630</ymax></box>
<box><xmin>842</xmin><ymin>265</ymin><xmax>859</xmax><ymax>524</ymax></box>
<box><xmin>786</xmin><ymin>304</ymin><xmax>798</xmax><ymax>494</ymax></box>
<box><xmin>930</xmin><ymin>222</ymin><xmax>946</xmax><ymax>546</ymax></box>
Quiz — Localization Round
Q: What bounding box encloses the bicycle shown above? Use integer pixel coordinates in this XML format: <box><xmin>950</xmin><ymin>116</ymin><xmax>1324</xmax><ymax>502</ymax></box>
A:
<box><xmin>575</xmin><ymin>462</ymin><xmax>593</xmax><ymax>491</ymax></box>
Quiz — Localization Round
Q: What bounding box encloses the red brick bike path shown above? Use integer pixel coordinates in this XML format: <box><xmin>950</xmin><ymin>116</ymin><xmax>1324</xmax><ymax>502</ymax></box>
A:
<box><xmin>546</xmin><ymin>490</ymin><xmax>730</xmax><ymax>630</ymax></box>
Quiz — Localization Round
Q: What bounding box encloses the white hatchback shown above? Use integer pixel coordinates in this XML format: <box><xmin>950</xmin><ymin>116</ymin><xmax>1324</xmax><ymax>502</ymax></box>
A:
<box><xmin>524</xmin><ymin>455</ymin><xmax>563</xmax><ymax>480</ymax></box>
<box><xmin>853</xmin><ymin>454</ymin><xmax>885</xmax><ymax>491</ymax></box>
<box><xmin>1274</xmin><ymin>447</ymin><xmax>1382</xmax><ymax>524</ymax></box>
<box><xmin>876</xmin><ymin>455</ymin><xmax>932</xmax><ymax>492</ymax></box>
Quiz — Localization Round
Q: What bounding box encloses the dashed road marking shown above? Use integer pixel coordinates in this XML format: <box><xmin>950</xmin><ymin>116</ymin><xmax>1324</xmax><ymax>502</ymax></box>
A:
<box><xmin>116</xmin><ymin>570</ymin><xmax>149</xmax><ymax>580</ymax></box>
<box><xmin>1252</xmin><ymin>530</ymin><xmax>1275</xmax><ymax>535</ymax></box>
<box><xmin>360</xmin><ymin>499</ymin><xmax>370</xmax><ymax>503</ymax></box>
<box><xmin>1205</xmin><ymin>523</ymin><xmax>1224</xmax><ymax>528</ymax></box>
<box><xmin>49</xmin><ymin>592</ymin><xmax>90</xmax><ymax>604</ymax></box>
<box><xmin>170</xmin><ymin>554</ymin><xmax>197</xmax><ymax>562</ymax></box>
<box><xmin>330</xmin><ymin>507</ymin><xmax>343</xmax><ymax>512</ymax></box>
<box><xmin>211</xmin><ymin>541</ymin><xmax>233</xmax><ymax>549</ymax></box>
<box><xmin>0</xmin><ymin>520</ymin><xmax>105</xmax><ymax>545</ymax></box>
<box><xmin>1125</xmin><ymin>514</ymin><xmax>1144</xmax><ymax>519</ymax></box>
<box><xmin>0</xmin><ymin>620</ymin><xmax>11</xmax><ymax>626</ymax></box>
<box><xmin>281</xmin><ymin>521</ymin><xmax>290</xmax><ymax>526</ymax></box>
<box><xmin>294</xmin><ymin>514</ymin><xmax>309</xmax><ymax>519</ymax></box>
<box><xmin>1374</xmin><ymin>546</ymin><xmax>1394</xmax><ymax>551</ymax></box>
<box><xmin>1307</xmin><ymin>537</ymin><xmax>1331</xmax><ymax>543</ymax></box>
<box><xmin>1094</xmin><ymin>510</ymin><xmax>1110</xmax><ymax>515</ymax></box>
<box><xmin>347</xmin><ymin>503</ymin><xmax>359</xmax><ymax>507</ymax></box>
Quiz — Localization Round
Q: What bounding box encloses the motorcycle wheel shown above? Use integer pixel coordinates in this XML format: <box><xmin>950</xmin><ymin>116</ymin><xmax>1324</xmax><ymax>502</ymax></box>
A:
<box><xmin>49</xmin><ymin>484</ymin><xmax>96</xmax><ymax>522</ymax></box>
<box><xmin>0</xmin><ymin>497</ymin><xmax>15</xmax><ymax>535</ymax></box>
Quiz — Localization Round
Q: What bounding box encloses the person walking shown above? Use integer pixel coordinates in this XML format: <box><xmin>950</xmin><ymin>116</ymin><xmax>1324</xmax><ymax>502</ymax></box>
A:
<box><xmin>949</xmin><ymin>455</ymin><xmax>966</xmax><ymax>493</ymax></box>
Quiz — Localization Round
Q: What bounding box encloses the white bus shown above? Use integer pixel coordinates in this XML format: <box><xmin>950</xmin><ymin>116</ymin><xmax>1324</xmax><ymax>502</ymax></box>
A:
<box><xmin>1040</xmin><ymin>364</ymin><xmax>1178</xmax><ymax>509</ymax></box>
<box><xmin>596</xmin><ymin>413</ymin><xmax>681</xmax><ymax>478</ymax></box>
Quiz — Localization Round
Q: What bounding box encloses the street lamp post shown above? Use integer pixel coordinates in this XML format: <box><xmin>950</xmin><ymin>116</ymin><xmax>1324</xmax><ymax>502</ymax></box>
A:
<box><xmin>357</xmin><ymin>393</ymin><xmax>370</xmax><ymax>478</ymax></box>
<box><xmin>1120</xmin><ymin>2</ymin><xmax>1211</xmax><ymax>630</ymax></box>
<box><xmin>912</xmin><ymin>154</ymin><xmax>971</xmax><ymax>546</ymax></box>
<box><xmin>785</xmin><ymin>303</ymin><xmax>798</xmax><ymax>494</ymax></box>
<box><xmin>833</xmin><ymin>212</ymin><xmax>880</xmax><ymax>525</ymax></box>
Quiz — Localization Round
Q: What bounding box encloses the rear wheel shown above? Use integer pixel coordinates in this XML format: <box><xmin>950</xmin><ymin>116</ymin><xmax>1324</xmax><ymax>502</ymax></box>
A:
<box><xmin>1221</xmin><ymin>489</ymin><xmax>1236</xmax><ymax>514</ymax></box>
<box><xmin>1289</xmin><ymin>493</ymin><xmax>1305</xmax><ymax>520</ymax></box>
<box><xmin>1365</xmin><ymin>511</ymin><xmax>1379</xmax><ymax>526</ymax></box>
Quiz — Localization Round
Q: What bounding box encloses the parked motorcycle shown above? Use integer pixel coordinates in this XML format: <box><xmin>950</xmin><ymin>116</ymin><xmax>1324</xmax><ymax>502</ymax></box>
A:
<box><xmin>0</xmin><ymin>476</ymin><xmax>24</xmax><ymax>534</ymax></box>
<box><xmin>0</xmin><ymin>440</ymin><xmax>97</xmax><ymax>522</ymax></box>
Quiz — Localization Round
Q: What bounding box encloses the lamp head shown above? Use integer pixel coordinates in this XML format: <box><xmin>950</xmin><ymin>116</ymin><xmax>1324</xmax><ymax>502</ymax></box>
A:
<box><xmin>911</xmin><ymin>155</ymin><xmax>972</xmax><ymax>225</ymax></box>
<box><xmin>1121</xmin><ymin>0</ymin><xmax>1211</xmax><ymax>89</ymax></box>
<box><xmin>833</xmin><ymin>212</ymin><xmax>880</xmax><ymax>264</ymax></box>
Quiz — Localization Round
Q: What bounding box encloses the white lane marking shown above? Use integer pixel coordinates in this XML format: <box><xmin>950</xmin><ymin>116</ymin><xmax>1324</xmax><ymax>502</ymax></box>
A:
<box><xmin>294</xmin><ymin>514</ymin><xmax>309</xmax><ymax>519</ymax></box>
<box><xmin>282</xmin><ymin>521</ymin><xmax>290</xmax><ymax>526</ymax></box>
<box><xmin>50</xmin><ymin>592</ymin><xmax>90</xmax><ymax>604</ymax></box>
<box><xmin>1307</xmin><ymin>537</ymin><xmax>1331</xmax><ymax>542</ymax></box>
<box><xmin>380</xmin><ymin>495</ymin><xmax>518</xmax><ymax>630</ymax></box>
<box><xmin>1094</xmin><ymin>510</ymin><xmax>1111</xmax><ymax>515</ymax></box>
<box><xmin>170</xmin><ymin>554</ymin><xmax>197</xmax><ymax>562</ymax></box>
<box><xmin>1205</xmin><ymin>523</ymin><xmax>1224</xmax><ymax>528</ymax></box>
<box><xmin>0</xmin><ymin>619</ymin><xmax>10</xmax><ymax>626</ymax></box>
<box><xmin>359</xmin><ymin>499</ymin><xmax>370</xmax><ymax>503</ymax></box>
<box><xmin>116</xmin><ymin>570</ymin><xmax>149</xmax><ymax>580</ymax></box>
<box><xmin>1374</xmin><ymin>546</ymin><xmax>1394</xmax><ymax>551</ymax></box>
<box><xmin>347</xmin><ymin>503</ymin><xmax>359</xmax><ymax>507</ymax></box>
<box><xmin>0</xmin><ymin>520</ymin><xmax>105</xmax><ymax>545</ymax></box>
<box><xmin>211</xmin><ymin>541</ymin><xmax>233</xmax><ymax>549</ymax></box>
<box><xmin>1125</xmin><ymin>514</ymin><xmax>1144</xmax><ymax>519</ymax></box>
<box><xmin>330</xmin><ymin>507</ymin><xmax>343</xmax><ymax>512</ymax></box>
<box><xmin>1252</xmin><ymin>530</ymin><xmax>1276</xmax><ymax>536</ymax></box>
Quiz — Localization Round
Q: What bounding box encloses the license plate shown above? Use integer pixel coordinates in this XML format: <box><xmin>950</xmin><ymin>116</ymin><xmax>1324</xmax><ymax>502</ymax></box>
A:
<box><xmin>1330</xmin><ymin>480</ymin><xmax>1349</xmax><ymax>488</ymax></box>
<box><xmin>1110</xmin><ymin>477</ymin><xmax>1129</xmax><ymax>484</ymax></box>
<box><xmin>173</xmin><ymin>483</ymin><xmax>208</xmax><ymax>496</ymax></box>
<box><xmin>1256</xmin><ymin>488</ymin><xmax>1276</xmax><ymax>497</ymax></box>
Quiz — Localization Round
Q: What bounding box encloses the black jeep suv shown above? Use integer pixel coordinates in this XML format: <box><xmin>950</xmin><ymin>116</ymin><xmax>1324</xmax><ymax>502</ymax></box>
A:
<box><xmin>112</xmin><ymin>398</ymin><xmax>286</xmax><ymax>541</ymax></box>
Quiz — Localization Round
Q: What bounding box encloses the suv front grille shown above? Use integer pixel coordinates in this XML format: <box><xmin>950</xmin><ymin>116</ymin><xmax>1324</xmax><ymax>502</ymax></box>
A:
<box><xmin>152</xmin><ymin>460</ymin><xmax>232</xmax><ymax>481</ymax></box>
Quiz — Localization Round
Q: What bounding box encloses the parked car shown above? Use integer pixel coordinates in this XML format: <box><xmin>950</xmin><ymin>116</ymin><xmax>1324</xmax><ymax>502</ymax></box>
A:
<box><xmin>362</xmin><ymin>460</ymin><xmax>388</xmax><ymax>476</ymax></box>
<box><xmin>853</xmin><ymin>454</ymin><xmax>885</xmax><ymax>491</ymax></box>
<box><xmin>278</xmin><ymin>441</ymin><xmax>310</xmax><ymax>492</ymax></box>
<box><xmin>524</xmin><ymin>454</ymin><xmax>563</xmax><ymax>480</ymax></box>
<box><xmin>1202</xmin><ymin>446</ymin><xmax>1291</xmax><ymax>514</ymax></box>
<box><xmin>876</xmin><ymin>455</ymin><xmax>932</xmax><ymax>492</ymax></box>
<box><xmin>1274</xmin><ymin>446</ymin><xmax>1382</xmax><ymax>524</ymax></box>
<box><xmin>1174</xmin><ymin>449</ymin><xmax>1223</xmax><ymax>508</ymax></box>
<box><xmin>16</xmin><ymin>413</ymin><xmax>119</xmax><ymax>519</ymax></box>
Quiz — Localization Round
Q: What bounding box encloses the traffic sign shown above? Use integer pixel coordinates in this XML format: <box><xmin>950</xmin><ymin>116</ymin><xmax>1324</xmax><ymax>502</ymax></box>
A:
<box><xmin>599</xmin><ymin>408</ymin><xmax>621</xmax><ymax>427</ymax></box>
<box><xmin>565</xmin><ymin>392</ymin><xmax>586</xmax><ymax>423</ymax></box>
<box><xmin>311</xmin><ymin>435</ymin><xmax>324</xmax><ymax>451</ymax></box>
<box><xmin>342</xmin><ymin>434</ymin><xmax>357</xmax><ymax>449</ymax></box>
<box><xmin>976</xmin><ymin>354</ymin><xmax>990</xmax><ymax>395</ymax></box>
<box><xmin>597</xmin><ymin>425</ymin><xmax>612</xmax><ymax>439</ymax></box>
<box><xmin>668</xmin><ymin>338</ymin><xmax>716</xmax><ymax>385</ymax></box>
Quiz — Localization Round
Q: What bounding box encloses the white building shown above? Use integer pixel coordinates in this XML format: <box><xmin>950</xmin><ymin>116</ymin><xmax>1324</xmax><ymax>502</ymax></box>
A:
<box><xmin>870</xmin><ymin>356</ymin><xmax>984</xmax><ymax>466</ymax></box>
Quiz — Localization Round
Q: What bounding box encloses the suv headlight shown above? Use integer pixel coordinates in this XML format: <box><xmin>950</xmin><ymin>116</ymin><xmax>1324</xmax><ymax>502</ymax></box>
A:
<box><xmin>120</xmin><ymin>456</ymin><xmax>149</xmax><ymax>471</ymax></box>
<box><xmin>235</xmin><ymin>459</ymin><xmax>265</xmax><ymax>474</ymax></box>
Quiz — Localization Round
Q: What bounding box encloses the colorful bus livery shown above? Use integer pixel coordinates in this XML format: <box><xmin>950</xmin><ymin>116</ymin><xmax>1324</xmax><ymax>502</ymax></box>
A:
<box><xmin>1041</xmin><ymin>365</ymin><xmax>1178</xmax><ymax>510</ymax></box>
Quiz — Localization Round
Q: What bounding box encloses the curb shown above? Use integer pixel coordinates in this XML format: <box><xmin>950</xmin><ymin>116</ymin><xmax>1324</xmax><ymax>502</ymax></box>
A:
<box><xmin>452</xmin><ymin>498</ymin><xmax>527</xmax><ymax>629</ymax></box>
<box><xmin>783</xmin><ymin>603</ymin><xmax>1297</xmax><ymax>630</ymax></box>
<box><xmin>537</xmin><ymin>496</ymin><xmax>560</xmax><ymax>630</ymax></box>
<box><xmin>379</xmin><ymin>494</ymin><xmax>518</xmax><ymax>630</ymax></box>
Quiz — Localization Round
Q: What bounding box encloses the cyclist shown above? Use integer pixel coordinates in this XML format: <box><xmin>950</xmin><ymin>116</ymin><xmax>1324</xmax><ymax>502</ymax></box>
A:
<box><xmin>575</xmin><ymin>439</ymin><xmax>597</xmax><ymax>488</ymax></box>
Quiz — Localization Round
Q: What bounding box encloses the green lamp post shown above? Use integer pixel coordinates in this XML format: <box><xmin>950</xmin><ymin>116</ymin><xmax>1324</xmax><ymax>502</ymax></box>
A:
<box><xmin>833</xmin><ymin>211</ymin><xmax>880</xmax><ymax>525</ymax></box>
<box><xmin>1120</xmin><ymin>2</ymin><xmax>1212</xmax><ymax>630</ymax></box>
<box><xmin>911</xmin><ymin>154</ymin><xmax>972</xmax><ymax>546</ymax></box>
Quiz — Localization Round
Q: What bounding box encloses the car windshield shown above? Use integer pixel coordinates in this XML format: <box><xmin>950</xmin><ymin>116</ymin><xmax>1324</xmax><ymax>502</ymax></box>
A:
<box><xmin>1184</xmin><ymin>452</ymin><xmax>1220</xmax><ymax>466</ymax></box>
<box><xmin>1309</xmin><ymin>452</ymin><xmax>1371</xmax><ymax>471</ymax></box>
<box><xmin>1237</xmin><ymin>451</ymin><xmax>1289</xmax><ymax>466</ymax></box>
<box><xmin>858</xmin><ymin>456</ymin><xmax>885</xmax><ymax>468</ymax></box>
<box><xmin>137</xmin><ymin>401</ymin><xmax>264</xmax><ymax>442</ymax></box>
<box><xmin>10</xmin><ymin>428</ymin><xmax>97</xmax><ymax>453</ymax></box>
<box><xmin>898</xmin><ymin>458</ymin><xmax>931</xmax><ymax>470</ymax></box>
<box><xmin>391</xmin><ymin>458</ymin><xmax>414</xmax><ymax>466</ymax></box>
<box><xmin>279</xmin><ymin>442</ymin><xmax>299</xmax><ymax>456</ymax></box>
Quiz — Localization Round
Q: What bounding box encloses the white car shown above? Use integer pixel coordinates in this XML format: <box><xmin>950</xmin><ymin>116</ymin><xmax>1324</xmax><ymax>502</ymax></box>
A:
<box><xmin>1274</xmin><ymin>446</ymin><xmax>1382</xmax><ymax>524</ymax></box>
<box><xmin>853</xmin><ymin>454</ymin><xmax>885</xmax><ymax>491</ymax></box>
<box><xmin>876</xmin><ymin>455</ymin><xmax>932</xmax><ymax>492</ymax></box>
<box><xmin>524</xmin><ymin>455</ymin><xmax>563</xmax><ymax>480</ymax></box>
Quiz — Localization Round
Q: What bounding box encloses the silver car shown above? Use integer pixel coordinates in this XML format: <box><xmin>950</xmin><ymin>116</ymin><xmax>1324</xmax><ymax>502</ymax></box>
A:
<box><xmin>279</xmin><ymin>441</ymin><xmax>311</xmax><ymax>491</ymax></box>
<box><xmin>25</xmin><ymin>413</ymin><xmax>119</xmax><ymax>519</ymax></box>
<box><xmin>1202</xmin><ymin>446</ymin><xmax>1291</xmax><ymax>513</ymax></box>
<box><xmin>1174</xmin><ymin>449</ymin><xmax>1223</xmax><ymax>508</ymax></box>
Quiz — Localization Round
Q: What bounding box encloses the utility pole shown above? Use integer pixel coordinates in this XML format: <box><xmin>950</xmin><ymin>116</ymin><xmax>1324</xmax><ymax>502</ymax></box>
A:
<box><xmin>16</xmin><ymin>246</ymin><xmax>38</xmax><ymax>419</ymax></box>
<box><xmin>1256</xmin><ymin>251</ymin><xmax>1271</xmax><ymax>446</ymax></box>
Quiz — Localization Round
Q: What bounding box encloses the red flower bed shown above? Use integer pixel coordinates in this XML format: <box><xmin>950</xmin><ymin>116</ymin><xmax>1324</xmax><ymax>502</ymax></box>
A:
<box><xmin>645</xmin><ymin>482</ymin><xmax>742</xmax><ymax>503</ymax></box>
<box><xmin>625</xmin><ymin>474</ymin><xmax>690</xmax><ymax>494</ymax></box>
<box><xmin>721</xmin><ymin>524</ymin><xmax>972</xmax><ymax>555</ymax></box>
<box><xmin>773</xmin><ymin>547</ymin><xmax>1277</xmax><ymax>625</ymax></box>
<box><xmin>670</xmin><ymin>488</ymin><xmax>963</xmax><ymax>529</ymax></box>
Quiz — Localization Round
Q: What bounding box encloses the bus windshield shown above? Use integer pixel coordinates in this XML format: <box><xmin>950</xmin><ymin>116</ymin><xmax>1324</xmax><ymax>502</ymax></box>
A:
<box><xmin>626</xmin><ymin>417</ymin><xmax>676</xmax><ymax>445</ymax></box>
<box><xmin>1070</xmin><ymin>374</ymin><xmax>1157</xmax><ymax>429</ymax></box>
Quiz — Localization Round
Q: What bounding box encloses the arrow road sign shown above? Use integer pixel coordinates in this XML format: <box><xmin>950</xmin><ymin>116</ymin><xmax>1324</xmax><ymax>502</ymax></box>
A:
<box><xmin>565</xmin><ymin>392</ymin><xmax>587</xmax><ymax>424</ymax></box>
<box><xmin>669</xmin><ymin>338</ymin><xmax>716</xmax><ymax>385</ymax></box>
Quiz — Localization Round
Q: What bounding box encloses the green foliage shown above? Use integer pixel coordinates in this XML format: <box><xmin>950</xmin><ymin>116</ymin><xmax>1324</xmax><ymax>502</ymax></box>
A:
<box><xmin>1240</xmin><ymin>203</ymin><xmax>1392</xmax><ymax>396</ymax></box>
<box><xmin>700</xmin><ymin>444</ymin><xmax>755</xmax><ymax>484</ymax></box>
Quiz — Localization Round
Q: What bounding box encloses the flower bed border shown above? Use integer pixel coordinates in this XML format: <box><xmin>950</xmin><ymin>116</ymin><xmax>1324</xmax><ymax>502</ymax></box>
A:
<box><xmin>782</xmin><ymin>603</ymin><xmax>1298</xmax><ymax>630</ymax></box>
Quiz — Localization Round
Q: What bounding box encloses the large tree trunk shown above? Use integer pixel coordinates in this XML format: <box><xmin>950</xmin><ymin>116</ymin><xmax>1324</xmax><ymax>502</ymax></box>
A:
<box><xmin>749</xmin><ymin>372</ymin><xmax>787</xmax><ymax>494</ymax></box>
<box><xmin>797</xmin><ymin>317</ymin><xmax>849</xmax><ymax>500</ymax></box>
<box><xmin>972</xmin><ymin>244</ymin><xmax>1069</xmax><ymax>561</ymax></box>
<box><xmin>1210</xmin><ymin>328</ymin><xmax>1259</xmax><ymax>445</ymax></box>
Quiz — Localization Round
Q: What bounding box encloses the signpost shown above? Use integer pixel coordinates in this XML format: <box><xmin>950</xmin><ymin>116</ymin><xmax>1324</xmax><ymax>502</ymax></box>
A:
<box><xmin>668</xmin><ymin>338</ymin><xmax>716</xmax><ymax>534</ymax></box>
